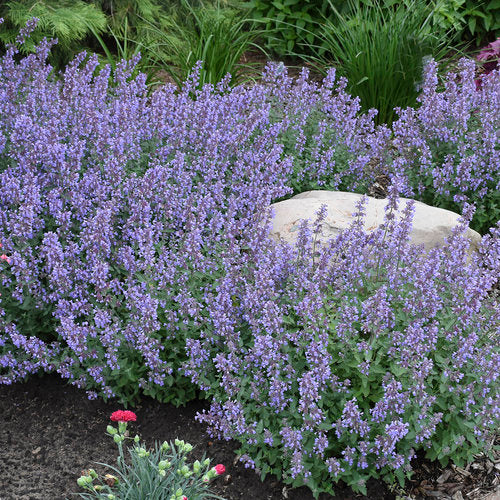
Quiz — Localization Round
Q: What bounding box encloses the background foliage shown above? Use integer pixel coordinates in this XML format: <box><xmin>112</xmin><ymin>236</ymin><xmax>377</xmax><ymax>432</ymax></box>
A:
<box><xmin>302</xmin><ymin>0</ymin><xmax>456</xmax><ymax>125</ymax></box>
<box><xmin>0</xmin><ymin>0</ymin><xmax>107</xmax><ymax>67</ymax></box>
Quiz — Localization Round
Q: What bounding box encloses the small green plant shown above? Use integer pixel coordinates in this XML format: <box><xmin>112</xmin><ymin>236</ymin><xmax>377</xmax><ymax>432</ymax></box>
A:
<box><xmin>88</xmin><ymin>0</ymin><xmax>171</xmax><ymax>85</ymax></box>
<box><xmin>462</xmin><ymin>0</ymin><xmax>500</xmax><ymax>44</ymax></box>
<box><xmin>302</xmin><ymin>0</ymin><xmax>459</xmax><ymax>125</ymax></box>
<box><xmin>141</xmin><ymin>0</ymin><xmax>263</xmax><ymax>88</ymax></box>
<box><xmin>88</xmin><ymin>17</ymin><xmax>160</xmax><ymax>87</ymax></box>
<box><xmin>247</xmin><ymin>0</ymin><xmax>331</xmax><ymax>57</ymax></box>
<box><xmin>93</xmin><ymin>0</ymin><xmax>166</xmax><ymax>35</ymax></box>
<box><xmin>76</xmin><ymin>410</ymin><xmax>226</xmax><ymax>500</ymax></box>
<box><xmin>431</xmin><ymin>0</ymin><xmax>468</xmax><ymax>34</ymax></box>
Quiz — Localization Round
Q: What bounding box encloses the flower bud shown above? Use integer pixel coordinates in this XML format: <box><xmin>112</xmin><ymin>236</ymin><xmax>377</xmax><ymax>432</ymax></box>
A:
<box><xmin>77</xmin><ymin>475</ymin><xmax>92</xmax><ymax>488</ymax></box>
<box><xmin>175</xmin><ymin>488</ymin><xmax>183</xmax><ymax>497</ymax></box>
<box><xmin>180</xmin><ymin>465</ymin><xmax>191</xmax><ymax>477</ymax></box>
<box><xmin>203</xmin><ymin>458</ymin><xmax>210</xmax><ymax>467</ymax></box>
<box><xmin>174</xmin><ymin>439</ymin><xmax>182</xmax><ymax>447</ymax></box>
<box><xmin>106</xmin><ymin>425</ymin><xmax>117</xmax><ymax>435</ymax></box>
<box><xmin>104</xmin><ymin>474</ymin><xmax>119</xmax><ymax>486</ymax></box>
<box><xmin>134</xmin><ymin>435</ymin><xmax>140</xmax><ymax>443</ymax></box>
<box><xmin>113</xmin><ymin>434</ymin><xmax>123</xmax><ymax>444</ymax></box>
<box><xmin>159</xmin><ymin>469</ymin><xmax>166</xmax><ymax>477</ymax></box>
<box><xmin>161</xmin><ymin>441</ymin><xmax>170</xmax><ymax>452</ymax></box>
<box><xmin>158</xmin><ymin>460</ymin><xmax>171</xmax><ymax>470</ymax></box>
<box><xmin>193</xmin><ymin>460</ymin><xmax>201</xmax><ymax>474</ymax></box>
<box><xmin>88</xmin><ymin>469</ymin><xmax>98</xmax><ymax>479</ymax></box>
<box><xmin>184</xmin><ymin>443</ymin><xmax>193</xmax><ymax>452</ymax></box>
<box><xmin>137</xmin><ymin>447</ymin><xmax>149</xmax><ymax>458</ymax></box>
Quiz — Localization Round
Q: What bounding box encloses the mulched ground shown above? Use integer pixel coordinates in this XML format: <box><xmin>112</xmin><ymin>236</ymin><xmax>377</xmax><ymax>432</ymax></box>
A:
<box><xmin>0</xmin><ymin>374</ymin><xmax>498</xmax><ymax>500</ymax></box>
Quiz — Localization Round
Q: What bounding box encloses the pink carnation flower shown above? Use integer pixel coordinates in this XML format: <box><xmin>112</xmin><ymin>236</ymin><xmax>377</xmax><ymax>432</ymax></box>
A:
<box><xmin>214</xmin><ymin>464</ymin><xmax>225</xmax><ymax>475</ymax></box>
<box><xmin>110</xmin><ymin>410</ymin><xmax>137</xmax><ymax>422</ymax></box>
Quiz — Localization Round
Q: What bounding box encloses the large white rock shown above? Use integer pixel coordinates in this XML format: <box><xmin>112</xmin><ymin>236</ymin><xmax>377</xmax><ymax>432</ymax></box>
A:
<box><xmin>269</xmin><ymin>191</ymin><xmax>481</xmax><ymax>251</ymax></box>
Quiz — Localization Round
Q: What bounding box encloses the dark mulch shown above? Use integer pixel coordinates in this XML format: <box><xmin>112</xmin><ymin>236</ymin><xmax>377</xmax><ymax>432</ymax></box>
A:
<box><xmin>1</xmin><ymin>374</ymin><xmax>499</xmax><ymax>500</ymax></box>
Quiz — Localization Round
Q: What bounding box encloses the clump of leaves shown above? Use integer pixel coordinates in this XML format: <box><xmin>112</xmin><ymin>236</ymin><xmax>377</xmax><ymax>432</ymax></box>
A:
<box><xmin>140</xmin><ymin>0</ymin><xmax>263</xmax><ymax>88</ymax></box>
<box><xmin>303</xmin><ymin>0</ymin><xmax>459</xmax><ymax>125</ymax></box>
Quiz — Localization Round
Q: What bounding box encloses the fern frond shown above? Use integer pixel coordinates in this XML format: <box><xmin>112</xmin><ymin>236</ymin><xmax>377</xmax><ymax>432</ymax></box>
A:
<box><xmin>4</xmin><ymin>0</ymin><xmax>107</xmax><ymax>49</ymax></box>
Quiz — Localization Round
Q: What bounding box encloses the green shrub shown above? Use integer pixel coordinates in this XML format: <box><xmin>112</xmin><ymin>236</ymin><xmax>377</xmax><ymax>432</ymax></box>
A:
<box><xmin>246</xmin><ymin>0</ymin><xmax>331</xmax><ymax>57</ymax></box>
<box><xmin>461</xmin><ymin>0</ymin><xmax>500</xmax><ymax>44</ymax></box>
<box><xmin>322</xmin><ymin>0</ymin><xmax>498</xmax><ymax>46</ymax></box>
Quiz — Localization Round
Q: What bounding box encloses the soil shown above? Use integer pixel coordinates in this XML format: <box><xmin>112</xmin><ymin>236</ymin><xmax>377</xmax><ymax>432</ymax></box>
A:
<box><xmin>1</xmin><ymin>374</ymin><xmax>499</xmax><ymax>500</ymax></box>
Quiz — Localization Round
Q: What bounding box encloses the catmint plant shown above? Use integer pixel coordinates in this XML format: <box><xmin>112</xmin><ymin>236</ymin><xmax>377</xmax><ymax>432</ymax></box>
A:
<box><xmin>1</xmin><ymin>20</ymin><xmax>498</xmax><ymax>499</ymax></box>
<box><xmin>388</xmin><ymin>58</ymin><xmax>500</xmax><ymax>234</ymax></box>
<box><xmin>192</xmin><ymin>190</ymin><xmax>499</xmax><ymax>497</ymax></box>
<box><xmin>260</xmin><ymin>63</ymin><xmax>391</xmax><ymax>196</ymax></box>
<box><xmin>0</xmin><ymin>21</ymin><xmax>293</xmax><ymax>404</ymax></box>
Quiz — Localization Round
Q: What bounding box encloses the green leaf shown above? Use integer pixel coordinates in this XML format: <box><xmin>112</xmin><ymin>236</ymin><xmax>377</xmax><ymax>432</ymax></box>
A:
<box><xmin>484</xmin><ymin>14</ymin><xmax>492</xmax><ymax>30</ymax></box>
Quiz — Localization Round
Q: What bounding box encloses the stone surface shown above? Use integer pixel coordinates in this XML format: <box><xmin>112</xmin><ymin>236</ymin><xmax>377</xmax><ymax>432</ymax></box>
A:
<box><xmin>269</xmin><ymin>190</ymin><xmax>482</xmax><ymax>251</ymax></box>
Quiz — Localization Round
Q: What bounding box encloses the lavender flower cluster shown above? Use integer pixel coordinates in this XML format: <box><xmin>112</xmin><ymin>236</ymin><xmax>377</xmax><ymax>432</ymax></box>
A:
<box><xmin>388</xmin><ymin>58</ymin><xmax>500</xmax><ymax>233</ymax></box>
<box><xmin>0</xmin><ymin>23</ymin><xmax>296</xmax><ymax>403</ymax></box>
<box><xmin>258</xmin><ymin>64</ymin><xmax>390</xmax><ymax>194</ymax></box>
<box><xmin>0</xmin><ymin>22</ymin><xmax>499</xmax><ymax>496</ymax></box>
<box><xmin>258</xmin><ymin>57</ymin><xmax>499</xmax><ymax>234</ymax></box>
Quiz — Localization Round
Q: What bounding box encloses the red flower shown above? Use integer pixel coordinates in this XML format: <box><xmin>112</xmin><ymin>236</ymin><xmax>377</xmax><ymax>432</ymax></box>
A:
<box><xmin>110</xmin><ymin>410</ymin><xmax>137</xmax><ymax>422</ymax></box>
<box><xmin>214</xmin><ymin>464</ymin><xmax>225</xmax><ymax>475</ymax></box>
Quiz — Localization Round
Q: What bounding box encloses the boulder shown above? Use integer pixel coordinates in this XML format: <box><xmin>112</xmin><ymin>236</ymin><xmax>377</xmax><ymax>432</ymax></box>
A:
<box><xmin>269</xmin><ymin>191</ymin><xmax>481</xmax><ymax>251</ymax></box>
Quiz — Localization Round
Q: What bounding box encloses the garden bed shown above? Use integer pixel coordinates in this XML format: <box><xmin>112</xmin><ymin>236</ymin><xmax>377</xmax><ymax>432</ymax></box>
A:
<box><xmin>1</xmin><ymin>20</ymin><xmax>499</xmax><ymax>500</ymax></box>
<box><xmin>0</xmin><ymin>374</ymin><xmax>391</xmax><ymax>500</ymax></box>
<box><xmin>1</xmin><ymin>374</ymin><xmax>499</xmax><ymax>500</ymax></box>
